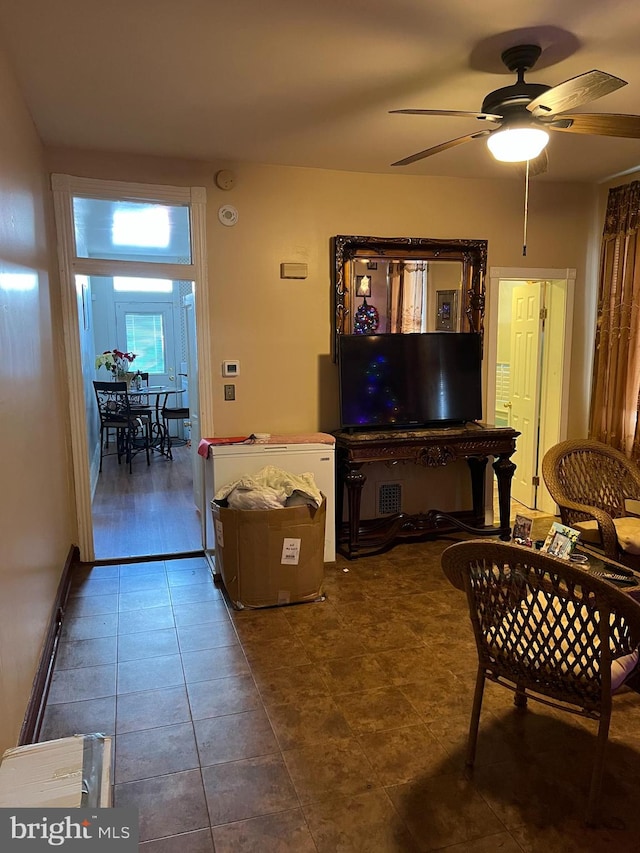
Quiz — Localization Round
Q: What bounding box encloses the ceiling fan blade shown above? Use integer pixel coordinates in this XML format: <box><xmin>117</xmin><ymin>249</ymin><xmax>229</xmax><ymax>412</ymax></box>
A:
<box><xmin>515</xmin><ymin>149</ymin><xmax>548</xmax><ymax>178</ymax></box>
<box><xmin>548</xmin><ymin>112</ymin><xmax>640</xmax><ymax>138</ymax></box>
<box><xmin>527</xmin><ymin>70</ymin><xmax>626</xmax><ymax>117</ymax></box>
<box><xmin>390</xmin><ymin>109</ymin><xmax>502</xmax><ymax>122</ymax></box>
<box><xmin>391</xmin><ymin>131</ymin><xmax>491</xmax><ymax>167</ymax></box>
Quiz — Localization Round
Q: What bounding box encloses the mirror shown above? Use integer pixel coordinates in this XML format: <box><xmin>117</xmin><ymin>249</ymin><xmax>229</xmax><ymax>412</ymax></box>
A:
<box><xmin>332</xmin><ymin>234</ymin><xmax>487</xmax><ymax>360</ymax></box>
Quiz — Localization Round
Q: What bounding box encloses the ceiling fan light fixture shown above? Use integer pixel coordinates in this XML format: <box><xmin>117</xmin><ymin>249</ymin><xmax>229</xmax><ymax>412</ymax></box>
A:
<box><xmin>486</xmin><ymin>126</ymin><xmax>550</xmax><ymax>162</ymax></box>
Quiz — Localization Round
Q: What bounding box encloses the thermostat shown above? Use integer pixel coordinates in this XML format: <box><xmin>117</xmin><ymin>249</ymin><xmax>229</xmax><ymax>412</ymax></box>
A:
<box><xmin>222</xmin><ymin>360</ymin><xmax>240</xmax><ymax>377</ymax></box>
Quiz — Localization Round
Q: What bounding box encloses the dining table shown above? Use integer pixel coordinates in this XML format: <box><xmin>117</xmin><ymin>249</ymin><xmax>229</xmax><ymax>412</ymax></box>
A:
<box><xmin>128</xmin><ymin>385</ymin><xmax>185</xmax><ymax>458</ymax></box>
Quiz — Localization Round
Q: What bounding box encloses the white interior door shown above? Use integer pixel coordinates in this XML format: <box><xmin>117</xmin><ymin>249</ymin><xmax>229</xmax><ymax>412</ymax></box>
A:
<box><xmin>509</xmin><ymin>283</ymin><xmax>543</xmax><ymax>508</ymax></box>
<box><xmin>487</xmin><ymin>268</ymin><xmax>575</xmax><ymax>523</ymax></box>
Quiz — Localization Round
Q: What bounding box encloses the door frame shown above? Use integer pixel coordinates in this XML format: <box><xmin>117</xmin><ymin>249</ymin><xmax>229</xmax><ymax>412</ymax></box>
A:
<box><xmin>485</xmin><ymin>267</ymin><xmax>576</xmax><ymax>514</ymax></box>
<box><xmin>52</xmin><ymin>174</ymin><xmax>214</xmax><ymax>562</ymax></box>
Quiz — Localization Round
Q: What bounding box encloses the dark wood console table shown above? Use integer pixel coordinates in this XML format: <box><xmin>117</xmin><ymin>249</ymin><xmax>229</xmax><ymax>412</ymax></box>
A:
<box><xmin>334</xmin><ymin>423</ymin><xmax>520</xmax><ymax>559</ymax></box>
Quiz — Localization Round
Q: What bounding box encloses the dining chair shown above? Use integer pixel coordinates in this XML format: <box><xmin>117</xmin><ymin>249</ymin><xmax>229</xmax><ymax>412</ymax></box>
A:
<box><xmin>161</xmin><ymin>401</ymin><xmax>190</xmax><ymax>460</ymax></box>
<box><xmin>127</xmin><ymin>372</ymin><xmax>154</xmax><ymax>428</ymax></box>
<box><xmin>93</xmin><ymin>381</ymin><xmax>151</xmax><ymax>473</ymax></box>
<box><xmin>441</xmin><ymin>539</ymin><xmax>640</xmax><ymax>826</ymax></box>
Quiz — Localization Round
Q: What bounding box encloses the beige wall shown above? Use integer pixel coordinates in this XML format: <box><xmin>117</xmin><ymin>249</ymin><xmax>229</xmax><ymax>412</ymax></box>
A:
<box><xmin>45</xmin><ymin>147</ymin><xmax>596</xmax><ymax>439</ymax></box>
<box><xmin>0</xmin><ymin>52</ymin><xmax>75</xmax><ymax>752</ymax></box>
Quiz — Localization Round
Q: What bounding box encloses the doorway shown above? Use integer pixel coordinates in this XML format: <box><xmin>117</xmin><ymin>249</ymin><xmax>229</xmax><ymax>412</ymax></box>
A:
<box><xmin>486</xmin><ymin>267</ymin><xmax>575</xmax><ymax>515</ymax></box>
<box><xmin>52</xmin><ymin>175</ymin><xmax>213</xmax><ymax>563</ymax></box>
<box><xmin>89</xmin><ymin>275</ymin><xmax>199</xmax><ymax>559</ymax></box>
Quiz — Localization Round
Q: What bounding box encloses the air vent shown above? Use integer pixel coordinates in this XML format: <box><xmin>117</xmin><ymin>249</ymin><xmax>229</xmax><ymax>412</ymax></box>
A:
<box><xmin>378</xmin><ymin>482</ymin><xmax>402</xmax><ymax>515</ymax></box>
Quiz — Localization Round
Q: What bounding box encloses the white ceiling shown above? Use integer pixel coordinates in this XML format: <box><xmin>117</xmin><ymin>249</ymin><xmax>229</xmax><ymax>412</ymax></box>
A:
<box><xmin>1</xmin><ymin>0</ymin><xmax>640</xmax><ymax>184</ymax></box>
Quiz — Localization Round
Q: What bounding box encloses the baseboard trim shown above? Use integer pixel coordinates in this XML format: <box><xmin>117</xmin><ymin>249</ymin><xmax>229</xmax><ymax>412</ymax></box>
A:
<box><xmin>19</xmin><ymin>545</ymin><xmax>78</xmax><ymax>745</ymax></box>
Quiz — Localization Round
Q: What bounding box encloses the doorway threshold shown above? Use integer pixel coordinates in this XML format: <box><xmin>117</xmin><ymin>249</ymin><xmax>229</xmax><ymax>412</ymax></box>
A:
<box><xmin>89</xmin><ymin>550</ymin><xmax>206</xmax><ymax>567</ymax></box>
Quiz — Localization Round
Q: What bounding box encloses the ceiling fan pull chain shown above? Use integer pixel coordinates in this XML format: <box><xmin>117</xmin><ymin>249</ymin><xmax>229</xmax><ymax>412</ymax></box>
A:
<box><xmin>523</xmin><ymin>160</ymin><xmax>530</xmax><ymax>257</ymax></box>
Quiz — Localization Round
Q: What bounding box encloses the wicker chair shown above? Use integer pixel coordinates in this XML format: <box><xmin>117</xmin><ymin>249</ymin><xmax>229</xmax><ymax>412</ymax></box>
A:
<box><xmin>542</xmin><ymin>439</ymin><xmax>640</xmax><ymax>569</ymax></box>
<box><xmin>441</xmin><ymin>539</ymin><xmax>640</xmax><ymax>826</ymax></box>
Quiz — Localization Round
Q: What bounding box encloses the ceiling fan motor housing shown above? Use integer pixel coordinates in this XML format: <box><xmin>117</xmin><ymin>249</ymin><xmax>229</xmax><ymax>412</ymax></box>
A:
<box><xmin>482</xmin><ymin>44</ymin><xmax>550</xmax><ymax>120</ymax></box>
<box><xmin>482</xmin><ymin>82</ymin><xmax>551</xmax><ymax>118</ymax></box>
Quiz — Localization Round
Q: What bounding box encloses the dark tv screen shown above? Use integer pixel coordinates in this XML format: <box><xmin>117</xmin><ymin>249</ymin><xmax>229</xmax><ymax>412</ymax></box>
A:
<box><xmin>338</xmin><ymin>332</ymin><xmax>482</xmax><ymax>429</ymax></box>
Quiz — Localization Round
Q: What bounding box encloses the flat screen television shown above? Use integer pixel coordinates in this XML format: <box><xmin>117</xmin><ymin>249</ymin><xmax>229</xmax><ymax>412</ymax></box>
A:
<box><xmin>338</xmin><ymin>332</ymin><xmax>483</xmax><ymax>430</ymax></box>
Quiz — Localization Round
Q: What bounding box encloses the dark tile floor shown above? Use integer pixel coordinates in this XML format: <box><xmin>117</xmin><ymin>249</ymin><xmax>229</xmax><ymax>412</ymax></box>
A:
<box><xmin>39</xmin><ymin>536</ymin><xmax>640</xmax><ymax>851</ymax></box>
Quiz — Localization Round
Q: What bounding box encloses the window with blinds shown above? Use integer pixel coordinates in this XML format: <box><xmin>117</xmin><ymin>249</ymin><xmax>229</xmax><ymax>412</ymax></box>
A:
<box><xmin>124</xmin><ymin>312</ymin><xmax>166</xmax><ymax>373</ymax></box>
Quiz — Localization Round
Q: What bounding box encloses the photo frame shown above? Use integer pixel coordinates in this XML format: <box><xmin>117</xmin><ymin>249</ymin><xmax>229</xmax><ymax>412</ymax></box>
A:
<box><xmin>512</xmin><ymin>513</ymin><xmax>533</xmax><ymax>545</ymax></box>
<box><xmin>541</xmin><ymin>521</ymin><xmax>580</xmax><ymax>559</ymax></box>
<box><xmin>436</xmin><ymin>289</ymin><xmax>458</xmax><ymax>331</ymax></box>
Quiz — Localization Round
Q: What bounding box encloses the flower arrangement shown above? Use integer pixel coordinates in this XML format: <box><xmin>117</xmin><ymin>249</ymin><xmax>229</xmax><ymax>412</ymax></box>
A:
<box><xmin>95</xmin><ymin>348</ymin><xmax>137</xmax><ymax>378</ymax></box>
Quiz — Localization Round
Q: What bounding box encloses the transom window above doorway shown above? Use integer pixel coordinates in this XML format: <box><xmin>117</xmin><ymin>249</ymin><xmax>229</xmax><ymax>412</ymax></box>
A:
<box><xmin>72</xmin><ymin>197</ymin><xmax>192</xmax><ymax>263</ymax></box>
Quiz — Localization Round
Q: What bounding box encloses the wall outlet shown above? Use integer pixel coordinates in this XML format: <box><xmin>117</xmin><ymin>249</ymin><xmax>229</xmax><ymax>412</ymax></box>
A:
<box><xmin>224</xmin><ymin>384</ymin><xmax>235</xmax><ymax>401</ymax></box>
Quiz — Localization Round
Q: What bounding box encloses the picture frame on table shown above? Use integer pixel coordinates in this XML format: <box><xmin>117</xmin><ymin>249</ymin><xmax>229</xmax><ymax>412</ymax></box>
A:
<box><xmin>541</xmin><ymin>521</ymin><xmax>580</xmax><ymax>559</ymax></box>
<box><xmin>513</xmin><ymin>513</ymin><xmax>533</xmax><ymax>545</ymax></box>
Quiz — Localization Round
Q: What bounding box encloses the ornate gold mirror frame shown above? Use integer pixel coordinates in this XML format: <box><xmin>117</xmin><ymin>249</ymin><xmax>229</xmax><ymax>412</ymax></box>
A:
<box><xmin>332</xmin><ymin>234</ymin><xmax>487</xmax><ymax>361</ymax></box>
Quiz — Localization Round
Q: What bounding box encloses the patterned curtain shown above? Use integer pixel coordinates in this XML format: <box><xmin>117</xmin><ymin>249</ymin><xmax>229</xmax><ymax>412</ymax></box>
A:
<box><xmin>589</xmin><ymin>181</ymin><xmax>640</xmax><ymax>458</ymax></box>
<box><xmin>388</xmin><ymin>261</ymin><xmax>427</xmax><ymax>333</ymax></box>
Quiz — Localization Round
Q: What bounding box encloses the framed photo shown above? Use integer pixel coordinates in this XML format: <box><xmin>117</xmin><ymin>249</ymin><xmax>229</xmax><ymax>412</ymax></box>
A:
<box><xmin>512</xmin><ymin>513</ymin><xmax>532</xmax><ymax>544</ymax></box>
<box><xmin>436</xmin><ymin>290</ymin><xmax>458</xmax><ymax>331</ymax></box>
<box><xmin>541</xmin><ymin>521</ymin><xmax>580</xmax><ymax>559</ymax></box>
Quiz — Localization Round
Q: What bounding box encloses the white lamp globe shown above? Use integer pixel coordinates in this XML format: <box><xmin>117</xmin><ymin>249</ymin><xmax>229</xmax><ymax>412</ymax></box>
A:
<box><xmin>487</xmin><ymin>127</ymin><xmax>550</xmax><ymax>162</ymax></box>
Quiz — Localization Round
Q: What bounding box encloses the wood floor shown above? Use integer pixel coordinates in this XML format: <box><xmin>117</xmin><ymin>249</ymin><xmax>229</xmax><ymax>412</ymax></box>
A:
<box><xmin>91</xmin><ymin>447</ymin><xmax>546</xmax><ymax>564</ymax></box>
<box><xmin>92</xmin><ymin>442</ymin><xmax>203</xmax><ymax>561</ymax></box>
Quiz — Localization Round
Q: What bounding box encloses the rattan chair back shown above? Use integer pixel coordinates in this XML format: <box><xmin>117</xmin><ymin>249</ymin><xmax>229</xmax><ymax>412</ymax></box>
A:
<box><xmin>441</xmin><ymin>539</ymin><xmax>640</xmax><ymax>825</ymax></box>
<box><xmin>542</xmin><ymin>439</ymin><xmax>640</xmax><ymax>561</ymax></box>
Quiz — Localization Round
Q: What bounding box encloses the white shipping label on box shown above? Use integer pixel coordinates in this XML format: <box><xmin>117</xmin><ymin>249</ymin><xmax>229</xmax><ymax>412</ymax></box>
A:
<box><xmin>281</xmin><ymin>538</ymin><xmax>301</xmax><ymax>565</ymax></box>
<box><xmin>215</xmin><ymin>519</ymin><xmax>224</xmax><ymax>548</ymax></box>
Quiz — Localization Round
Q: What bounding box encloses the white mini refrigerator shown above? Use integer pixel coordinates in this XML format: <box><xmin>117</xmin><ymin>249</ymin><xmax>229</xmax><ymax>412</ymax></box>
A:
<box><xmin>206</xmin><ymin>440</ymin><xmax>336</xmax><ymax>562</ymax></box>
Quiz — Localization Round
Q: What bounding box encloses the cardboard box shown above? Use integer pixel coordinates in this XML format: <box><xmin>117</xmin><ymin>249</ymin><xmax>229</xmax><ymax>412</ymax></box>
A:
<box><xmin>212</xmin><ymin>499</ymin><xmax>326</xmax><ymax>609</ymax></box>
<box><xmin>0</xmin><ymin>734</ymin><xmax>112</xmax><ymax>808</ymax></box>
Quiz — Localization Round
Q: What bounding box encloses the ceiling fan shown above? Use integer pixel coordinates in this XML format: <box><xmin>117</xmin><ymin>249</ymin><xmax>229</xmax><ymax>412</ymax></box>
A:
<box><xmin>390</xmin><ymin>44</ymin><xmax>640</xmax><ymax>171</ymax></box>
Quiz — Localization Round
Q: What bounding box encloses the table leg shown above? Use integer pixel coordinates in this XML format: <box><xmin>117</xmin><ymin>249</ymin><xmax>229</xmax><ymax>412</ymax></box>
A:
<box><xmin>344</xmin><ymin>463</ymin><xmax>366</xmax><ymax>557</ymax></box>
<box><xmin>467</xmin><ymin>455</ymin><xmax>488</xmax><ymax>526</ymax></box>
<box><xmin>154</xmin><ymin>391</ymin><xmax>171</xmax><ymax>458</ymax></box>
<box><xmin>493</xmin><ymin>453</ymin><xmax>517</xmax><ymax>540</ymax></box>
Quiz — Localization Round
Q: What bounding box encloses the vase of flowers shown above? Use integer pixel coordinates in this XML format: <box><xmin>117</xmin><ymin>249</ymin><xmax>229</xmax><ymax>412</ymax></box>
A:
<box><xmin>95</xmin><ymin>349</ymin><xmax>137</xmax><ymax>384</ymax></box>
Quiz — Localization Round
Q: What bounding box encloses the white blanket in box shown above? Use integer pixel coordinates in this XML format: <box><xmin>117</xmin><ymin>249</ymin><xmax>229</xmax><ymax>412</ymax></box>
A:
<box><xmin>214</xmin><ymin>465</ymin><xmax>323</xmax><ymax>510</ymax></box>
